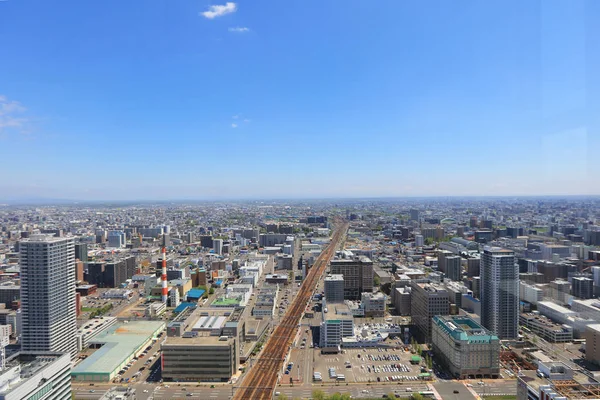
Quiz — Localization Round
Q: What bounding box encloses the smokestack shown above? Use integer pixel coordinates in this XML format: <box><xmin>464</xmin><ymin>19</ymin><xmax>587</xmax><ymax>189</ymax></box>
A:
<box><xmin>161</xmin><ymin>246</ymin><xmax>168</xmax><ymax>303</ymax></box>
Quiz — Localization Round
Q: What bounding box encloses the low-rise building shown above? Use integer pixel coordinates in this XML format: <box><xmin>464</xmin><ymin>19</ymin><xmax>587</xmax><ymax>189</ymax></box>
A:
<box><xmin>361</xmin><ymin>292</ymin><xmax>386</xmax><ymax>317</ymax></box>
<box><xmin>146</xmin><ymin>302</ymin><xmax>167</xmax><ymax>318</ymax></box>
<box><xmin>431</xmin><ymin>315</ymin><xmax>500</xmax><ymax>379</ymax></box>
<box><xmin>519</xmin><ymin>313</ymin><xmax>573</xmax><ymax>343</ymax></box>
<box><xmin>516</xmin><ymin>363</ymin><xmax>600</xmax><ymax>400</ymax></box>
<box><xmin>265</xmin><ymin>274</ymin><xmax>289</xmax><ymax>285</ymax></box>
<box><xmin>75</xmin><ymin>316</ymin><xmax>118</xmax><ymax>351</ymax></box>
<box><xmin>161</xmin><ymin>335</ymin><xmax>238</xmax><ymax>382</ymax></box>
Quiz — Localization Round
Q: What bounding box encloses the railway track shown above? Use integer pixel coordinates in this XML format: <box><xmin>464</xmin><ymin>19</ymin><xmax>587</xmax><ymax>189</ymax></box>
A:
<box><xmin>233</xmin><ymin>221</ymin><xmax>348</xmax><ymax>400</ymax></box>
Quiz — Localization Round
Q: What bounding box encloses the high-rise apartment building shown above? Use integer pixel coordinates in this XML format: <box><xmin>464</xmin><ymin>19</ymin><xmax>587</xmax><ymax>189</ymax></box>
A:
<box><xmin>19</xmin><ymin>235</ymin><xmax>77</xmax><ymax>357</ymax></box>
<box><xmin>481</xmin><ymin>247</ymin><xmax>518</xmax><ymax>339</ymax></box>
<box><xmin>329</xmin><ymin>253</ymin><xmax>373</xmax><ymax>300</ymax></box>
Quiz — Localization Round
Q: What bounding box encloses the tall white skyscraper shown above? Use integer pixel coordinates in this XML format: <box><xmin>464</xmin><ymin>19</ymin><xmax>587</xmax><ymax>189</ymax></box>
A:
<box><xmin>20</xmin><ymin>234</ymin><xmax>77</xmax><ymax>357</ymax></box>
<box><xmin>481</xmin><ymin>247</ymin><xmax>518</xmax><ymax>339</ymax></box>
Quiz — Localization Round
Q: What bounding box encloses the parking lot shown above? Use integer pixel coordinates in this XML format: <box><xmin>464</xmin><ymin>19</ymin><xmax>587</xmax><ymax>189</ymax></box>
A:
<box><xmin>313</xmin><ymin>347</ymin><xmax>430</xmax><ymax>384</ymax></box>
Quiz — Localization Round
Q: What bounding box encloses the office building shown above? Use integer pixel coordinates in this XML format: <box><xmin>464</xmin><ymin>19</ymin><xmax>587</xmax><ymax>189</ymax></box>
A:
<box><xmin>0</xmin><ymin>286</ymin><xmax>19</xmax><ymax>306</ymax></box>
<box><xmin>324</xmin><ymin>275</ymin><xmax>344</xmax><ymax>303</ymax></box>
<box><xmin>320</xmin><ymin>303</ymin><xmax>354</xmax><ymax>350</ymax></box>
<box><xmin>466</xmin><ymin>257</ymin><xmax>480</xmax><ymax>278</ymax></box>
<box><xmin>161</xmin><ymin>336</ymin><xmax>238</xmax><ymax>382</ymax></box>
<box><xmin>437</xmin><ymin>250</ymin><xmax>453</xmax><ymax>274</ymax></box>
<box><xmin>519</xmin><ymin>282</ymin><xmax>543</xmax><ymax>305</ymax></box>
<box><xmin>431</xmin><ymin>316</ymin><xmax>500</xmax><ymax>379</ymax></box>
<box><xmin>585</xmin><ymin>325</ymin><xmax>600</xmax><ymax>366</ymax></box>
<box><xmin>361</xmin><ymin>292</ymin><xmax>386</xmax><ymax>317</ymax></box>
<box><xmin>481</xmin><ymin>247</ymin><xmax>518</xmax><ymax>339</ymax></box>
<box><xmin>445</xmin><ymin>256</ymin><xmax>462</xmax><ymax>282</ymax></box>
<box><xmin>213</xmin><ymin>239</ymin><xmax>223</xmax><ymax>256</ymax></box>
<box><xmin>329</xmin><ymin>253</ymin><xmax>373</xmax><ymax>300</ymax></box>
<box><xmin>415</xmin><ymin>234</ymin><xmax>424</xmax><ymax>247</ymax></box>
<box><xmin>572</xmin><ymin>277</ymin><xmax>594</xmax><ymax>299</ymax></box>
<box><xmin>411</xmin><ymin>281</ymin><xmax>450</xmax><ymax>342</ymax></box>
<box><xmin>85</xmin><ymin>256</ymin><xmax>136</xmax><ymax>288</ymax></box>
<box><xmin>548</xmin><ymin>279</ymin><xmax>571</xmax><ymax>304</ymax></box>
<box><xmin>107</xmin><ymin>231</ymin><xmax>125</xmax><ymax>248</ymax></box>
<box><xmin>410</xmin><ymin>209</ymin><xmax>420</xmax><ymax>221</ymax></box>
<box><xmin>74</xmin><ymin>242</ymin><xmax>88</xmax><ymax>262</ymax></box>
<box><xmin>393</xmin><ymin>286</ymin><xmax>411</xmax><ymax>316</ymax></box>
<box><xmin>421</xmin><ymin>227</ymin><xmax>444</xmax><ymax>241</ymax></box>
<box><xmin>20</xmin><ymin>235</ymin><xmax>77</xmax><ymax>357</ymax></box>
<box><xmin>0</xmin><ymin>352</ymin><xmax>72</xmax><ymax>400</ymax></box>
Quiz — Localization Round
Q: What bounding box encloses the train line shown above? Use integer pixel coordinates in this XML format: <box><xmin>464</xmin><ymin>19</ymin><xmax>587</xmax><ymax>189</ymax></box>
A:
<box><xmin>233</xmin><ymin>221</ymin><xmax>348</xmax><ymax>400</ymax></box>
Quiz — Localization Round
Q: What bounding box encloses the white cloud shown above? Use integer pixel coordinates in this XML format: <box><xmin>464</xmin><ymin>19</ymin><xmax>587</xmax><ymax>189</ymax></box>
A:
<box><xmin>228</xmin><ymin>27</ymin><xmax>249</xmax><ymax>33</ymax></box>
<box><xmin>0</xmin><ymin>95</ymin><xmax>28</xmax><ymax>135</ymax></box>
<box><xmin>231</xmin><ymin>123</ymin><xmax>238</xmax><ymax>128</ymax></box>
<box><xmin>243</xmin><ymin>118</ymin><xmax>251</xmax><ymax>123</ymax></box>
<box><xmin>232</xmin><ymin>115</ymin><xmax>239</xmax><ymax>119</ymax></box>
<box><xmin>201</xmin><ymin>2</ymin><xmax>237</xmax><ymax>19</ymax></box>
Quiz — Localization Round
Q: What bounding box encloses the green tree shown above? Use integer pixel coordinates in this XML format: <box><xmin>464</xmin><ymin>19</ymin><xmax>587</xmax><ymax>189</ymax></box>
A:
<box><xmin>312</xmin><ymin>390</ymin><xmax>326</xmax><ymax>400</ymax></box>
<box><xmin>412</xmin><ymin>394</ymin><xmax>425</xmax><ymax>400</ymax></box>
<box><xmin>425</xmin><ymin>237</ymin><xmax>434</xmax><ymax>246</ymax></box>
<box><xmin>278</xmin><ymin>394</ymin><xmax>288</xmax><ymax>400</ymax></box>
<box><xmin>373</xmin><ymin>275</ymin><xmax>381</xmax><ymax>287</ymax></box>
<box><xmin>209</xmin><ymin>287</ymin><xmax>215</xmax><ymax>295</ymax></box>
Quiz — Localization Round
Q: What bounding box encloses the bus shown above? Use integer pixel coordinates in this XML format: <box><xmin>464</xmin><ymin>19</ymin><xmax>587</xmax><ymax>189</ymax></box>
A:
<box><xmin>336</xmin><ymin>374</ymin><xmax>345</xmax><ymax>381</ymax></box>
<box><xmin>417</xmin><ymin>391</ymin><xmax>435</xmax><ymax>398</ymax></box>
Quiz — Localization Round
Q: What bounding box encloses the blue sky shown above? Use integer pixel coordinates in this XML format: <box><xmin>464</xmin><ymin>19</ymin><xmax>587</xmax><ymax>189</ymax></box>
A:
<box><xmin>0</xmin><ymin>0</ymin><xmax>598</xmax><ymax>200</ymax></box>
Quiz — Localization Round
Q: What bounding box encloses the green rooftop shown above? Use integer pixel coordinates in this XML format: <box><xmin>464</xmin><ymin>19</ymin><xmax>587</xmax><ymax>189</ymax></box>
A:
<box><xmin>433</xmin><ymin>315</ymin><xmax>498</xmax><ymax>343</ymax></box>
<box><xmin>212</xmin><ymin>297</ymin><xmax>241</xmax><ymax>306</ymax></box>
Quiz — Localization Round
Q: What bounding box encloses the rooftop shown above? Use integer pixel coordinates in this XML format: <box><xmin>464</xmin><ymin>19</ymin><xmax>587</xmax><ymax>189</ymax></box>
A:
<box><xmin>72</xmin><ymin>320</ymin><xmax>165</xmax><ymax>377</ymax></box>
<box><xmin>433</xmin><ymin>315</ymin><xmax>498</xmax><ymax>343</ymax></box>
<box><xmin>0</xmin><ymin>352</ymin><xmax>69</xmax><ymax>395</ymax></box>
<box><xmin>163</xmin><ymin>335</ymin><xmax>235</xmax><ymax>346</ymax></box>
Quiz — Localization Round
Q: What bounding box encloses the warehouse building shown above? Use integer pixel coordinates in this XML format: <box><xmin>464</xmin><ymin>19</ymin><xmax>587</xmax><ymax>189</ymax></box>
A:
<box><xmin>71</xmin><ymin>320</ymin><xmax>165</xmax><ymax>382</ymax></box>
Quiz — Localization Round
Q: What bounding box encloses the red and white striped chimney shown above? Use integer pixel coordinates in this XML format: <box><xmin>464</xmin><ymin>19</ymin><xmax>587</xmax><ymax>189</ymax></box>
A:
<box><xmin>161</xmin><ymin>246</ymin><xmax>168</xmax><ymax>303</ymax></box>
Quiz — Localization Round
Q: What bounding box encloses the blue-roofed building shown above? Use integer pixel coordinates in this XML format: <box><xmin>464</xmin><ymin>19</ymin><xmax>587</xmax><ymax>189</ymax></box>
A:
<box><xmin>186</xmin><ymin>288</ymin><xmax>205</xmax><ymax>302</ymax></box>
<box><xmin>174</xmin><ymin>302</ymin><xmax>197</xmax><ymax>314</ymax></box>
<box><xmin>214</xmin><ymin>279</ymin><xmax>224</xmax><ymax>287</ymax></box>
<box><xmin>431</xmin><ymin>315</ymin><xmax>500</xmax><ymax>379</ymax></box>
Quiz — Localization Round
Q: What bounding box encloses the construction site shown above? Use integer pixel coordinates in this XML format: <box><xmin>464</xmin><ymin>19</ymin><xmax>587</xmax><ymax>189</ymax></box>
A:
<box><xmin>500</xmin><ymin>349</ymin><xmax>537</xmax><ymax>375</ymax></box>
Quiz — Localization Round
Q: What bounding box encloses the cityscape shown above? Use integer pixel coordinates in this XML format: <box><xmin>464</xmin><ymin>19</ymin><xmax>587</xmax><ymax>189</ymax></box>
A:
<box><xmin>1</xmin><ymin>0</ymin><xmax>598</xmax><ymax>399</ymax></box>
<box><xmin>0</xmin><ymin>198</ymin><xmax>599</xmax><ymax>399</ymax></box>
